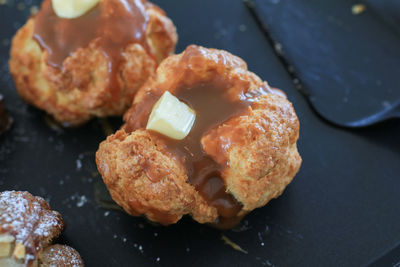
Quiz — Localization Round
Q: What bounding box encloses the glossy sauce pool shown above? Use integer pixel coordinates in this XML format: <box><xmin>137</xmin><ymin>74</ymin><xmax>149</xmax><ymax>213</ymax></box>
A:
<box><xmin>125</xmin><ymin>75</ymin><xmax>280</xmax><ymax>228</ymax></box>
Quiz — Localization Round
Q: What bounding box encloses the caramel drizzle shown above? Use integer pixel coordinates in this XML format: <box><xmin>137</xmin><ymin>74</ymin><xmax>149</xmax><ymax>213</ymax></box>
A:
<box><xmin>33</xmin><ymin>0</ymin><xmax>152</xmax><ymax>100</ymax></box>
<box><xmin>124</xmin><ymin>47</ymin><xmax>282</xmax><ymax>227</ymax></box>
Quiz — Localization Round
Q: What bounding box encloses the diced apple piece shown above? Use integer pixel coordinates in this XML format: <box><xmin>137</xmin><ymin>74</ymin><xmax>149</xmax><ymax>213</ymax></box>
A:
<box><xmin>0</xmin><ymin>234</ymin><xmax>15</xmax><ymax>258</ymax></box>
<box><xmin>52</xmin><ymin>0</ymin><xmax>99</xmax><ymax>19</ymax></box>
<box><xmin>146</xmin><ymin>91</ymin><xmax>196</xmax><ymax>140</ymax></box>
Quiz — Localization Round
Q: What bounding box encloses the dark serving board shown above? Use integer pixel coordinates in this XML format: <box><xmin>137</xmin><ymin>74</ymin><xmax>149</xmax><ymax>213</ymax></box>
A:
<box><xmin>248</xmin><ymin>0</ymin><xmax>400</xmax><ymax>127</ymax></box>
<box><xmin>1</xmin><ymin>0</ymin><xmax>400</xmax><ymax>266</ymax></box>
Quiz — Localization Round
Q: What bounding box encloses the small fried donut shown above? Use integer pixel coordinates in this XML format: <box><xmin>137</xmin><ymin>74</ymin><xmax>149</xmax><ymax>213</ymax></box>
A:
<box><xmin>96</xmin><ymin>45</ymin><xmax>302</xmax><ymax>228</ymax></box>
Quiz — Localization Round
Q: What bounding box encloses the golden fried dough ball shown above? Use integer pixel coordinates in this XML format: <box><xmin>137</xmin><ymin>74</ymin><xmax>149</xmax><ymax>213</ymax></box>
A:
<box><xmin>9</xmin><ymin>0</ymin><xmax>177</xmax><ymax>126</ymax></box>
<box><xmin>0</xmin><ymin>191</ymin><xmax>84</xmax><ymax>266</ymax></box>
<box><xmin>96</xmin><ymin>45</ymin><xmax>302</xmax><ymax>228</ymax></box>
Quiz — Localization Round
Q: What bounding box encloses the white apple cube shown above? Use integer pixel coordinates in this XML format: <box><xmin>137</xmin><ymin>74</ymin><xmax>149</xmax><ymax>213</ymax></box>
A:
<box><xmin>52</xmin><ymin>0</ymin><xmax>99</xmax><ymax>19</ymax></box>
<box><xmin>146</xmin><ymin>91</ymin><xmax>196</xmax><ymax>140</ymax></box>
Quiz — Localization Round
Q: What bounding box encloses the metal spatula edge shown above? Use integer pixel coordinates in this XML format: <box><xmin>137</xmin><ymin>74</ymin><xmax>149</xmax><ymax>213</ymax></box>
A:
<box><xmin>244</xmin><ymin>0</ymin><xmax>400</xmax><ymax>128</ymax></box>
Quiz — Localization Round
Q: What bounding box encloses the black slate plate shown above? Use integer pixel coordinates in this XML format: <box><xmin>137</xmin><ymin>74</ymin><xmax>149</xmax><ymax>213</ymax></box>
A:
<box><xmin>247</xmin><ymin>0</ymin><xmax>400</xmax><ymax>127</ymax></box>
<box><xmin>1</xmin><ymin>0</ymin><xmax>400</xmax><ymax>266</ymax></box>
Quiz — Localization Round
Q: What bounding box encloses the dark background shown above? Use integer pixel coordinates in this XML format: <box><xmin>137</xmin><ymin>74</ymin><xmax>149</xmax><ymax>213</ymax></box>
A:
<box><xmin>1</xmin><ymin>0</ymin><xmax>399</xmax><ymax>266</ymax></box>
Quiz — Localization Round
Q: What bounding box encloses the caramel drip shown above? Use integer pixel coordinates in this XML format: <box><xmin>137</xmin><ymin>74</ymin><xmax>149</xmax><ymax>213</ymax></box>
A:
<box><xmin>126</xmin><ymin>81</ymin><xmax>259</xmax><ymax>227</ymax></box>
<box><xmin>33</xmin><ymin>0</ymin><xmax>151</xmax><ymax>100</ymax></box>
<box><xmin>167</xmin><ymin>82</ymin><xmax>248</xmax><ymax>222</ymax></box>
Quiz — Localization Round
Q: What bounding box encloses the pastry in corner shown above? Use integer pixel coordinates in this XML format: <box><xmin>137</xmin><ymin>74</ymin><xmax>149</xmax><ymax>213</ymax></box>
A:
<box><xmin>0</xmin><ymin>191</ymin><xmax>84</xmax><ymax>266</ymax></box>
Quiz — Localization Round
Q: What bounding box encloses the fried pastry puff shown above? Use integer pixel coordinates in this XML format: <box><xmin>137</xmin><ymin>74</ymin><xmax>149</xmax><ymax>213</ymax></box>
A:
<box><xmin>9</xmin><ymin>0</ymin><xmax>177</xmax><ymax>126</ymax></box>
<box><xmin>96</xmin><ymin>45</ymin><xmax>302</xmax><ymax>228</ymax></box>
<box><xmin>0</xmin><ymin>191</ymin><xmax>84</xmax><ymax>266</ymax></box>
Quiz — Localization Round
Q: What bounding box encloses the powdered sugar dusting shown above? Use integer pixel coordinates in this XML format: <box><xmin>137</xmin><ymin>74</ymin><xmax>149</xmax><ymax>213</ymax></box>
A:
<box><xmin>40</xmin><ymin>244</ymin><xmax>84</xmax><ymax>267</ymax></box>
<box><xmin>0</xmin><ymin>191</ymin><xmax>64</xmax><ymax>264</ymax></box>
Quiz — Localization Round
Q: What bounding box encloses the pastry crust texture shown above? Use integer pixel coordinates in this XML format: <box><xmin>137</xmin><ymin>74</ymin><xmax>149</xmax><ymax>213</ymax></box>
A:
<box><xmin>9</xmin><ymin>0</ymin><xmax>177</xmax><ymax>126</ymax></box>
<box><xmin>0</xmin><ymin>191</ymin><xmax>84</xmax><ymax>266</ymax></box>
<box><xmin>96</xmin><ymin>45</ymin><xmax>302</xmax><ymax>226</ymax></box>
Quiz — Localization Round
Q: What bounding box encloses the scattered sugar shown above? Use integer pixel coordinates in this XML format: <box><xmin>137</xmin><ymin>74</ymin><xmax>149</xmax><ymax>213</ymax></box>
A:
<box><xmin>75</xmin><ymin>195</ymin><xmax>87</xmax><ymax>208</ymax></box>
<box><xmin>76</xmin><ymin>159</ymin><xmax>82</xmax><ymax>171</ymax></box>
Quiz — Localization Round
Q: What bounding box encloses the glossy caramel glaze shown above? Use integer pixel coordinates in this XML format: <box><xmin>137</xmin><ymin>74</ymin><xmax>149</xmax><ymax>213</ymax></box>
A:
<box><xmin>125</xmin><ymin>47</ymin><xmax>282</xmax><ymax>226</ymax></box>
<box><xmin>34</xmin><ymin>0</ymin><xmax>152</xmax><ymax>100</ymax></box>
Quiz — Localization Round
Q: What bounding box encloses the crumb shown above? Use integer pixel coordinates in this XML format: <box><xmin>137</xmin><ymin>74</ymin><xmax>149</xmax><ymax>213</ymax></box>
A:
<box><xmin>352</xmin><ymin>4</ymin><xmax>366</xmax><ymax>15</ymax></box>
<box><xmin>71</xmin><ymin>194</ymin><xmax>87</xmax><ymax>207</ymax></box>
<box><xmin>30</xmin><ymin>6</ymin><xmax>39</xmax><ymax>15</ymax></box>
<box><xmin>274</xmin><ymin>43</ymin><xmax>283</xmax><ymax>55</ymax></box>
<box><xmin>76</xmin><ymin>159</ymin><xmax>82</xmax><ymax>171</ymax></box>
<box><xmin>104</xmin><ymin>211</ymin><xmax>110</xmax><ymax>217</ymax></box>
<box><xmin>239</xmin><ymin>24</ymin><xmax>247</xmax><ymax>32</ymax></box>
<box><xmin>221</xmin><ymin>235</ymin><xmax>248</xmax><ymax>254</ymax></box>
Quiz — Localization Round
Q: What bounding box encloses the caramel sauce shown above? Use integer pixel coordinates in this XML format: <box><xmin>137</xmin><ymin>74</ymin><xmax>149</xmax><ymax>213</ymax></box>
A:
<box><xmin>33</xmin><ymin>0</ymin><xmax>151</xmax><ymax>100</ymax></box>
<box><xmin>167</xmin><ymin>82</ymin><xmax>248</xmax><ymax>222</ymax></box>
<box><xmin>124</xmin><ymin>47</ymin><xmax>286</xmax><ymax>228</ymax></box>
<box><xmin>126</xmin><ymin>81</ymin><xmax>259</xmax><ymax>227</ymax></box>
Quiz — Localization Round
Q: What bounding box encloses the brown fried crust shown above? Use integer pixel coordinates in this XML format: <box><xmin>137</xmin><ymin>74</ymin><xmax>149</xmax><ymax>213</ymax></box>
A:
<box><xmin>96</xmin><ymin>130</ymin><xmax>218</xmax><ymax>224</ymax></box>
<box><xmin>9</xmin><ymin>1</ymin><xmax>177</xmax><ymax>126</ymax></box>
<box><xmin>96</xmin><ymin>45</ymin><xmax>302</xmax><ymax>225</ymax></box>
